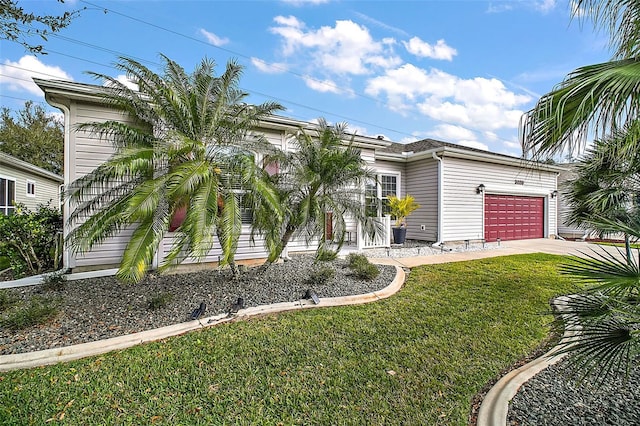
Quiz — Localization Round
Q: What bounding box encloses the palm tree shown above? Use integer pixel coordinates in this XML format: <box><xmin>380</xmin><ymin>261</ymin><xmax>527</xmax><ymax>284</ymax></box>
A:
<box><xmin>66</xmin><ymin>55</ymin><xmax>283</xmax><ymax>283</ymax></box>
<box><xmin>519</xmin><ymin>0</ymin><xmax>640</xmax><ymax>380</ymax></box>
<box><xmin>564</xmin><ymin>122</ymin><xmax>640</xmax><ymax>260</ymax></box>
<box><xmin>251</xmin><ymin>118</ymin><xmax>379</xmax><ymax>266</ymax></box>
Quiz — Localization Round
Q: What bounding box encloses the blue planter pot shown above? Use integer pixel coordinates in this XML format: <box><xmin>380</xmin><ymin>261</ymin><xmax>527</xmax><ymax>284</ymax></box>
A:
<box><xmin>392</xmin><ymin>227</ymin><xmax>407</xmax><ymax>244</ymax></box>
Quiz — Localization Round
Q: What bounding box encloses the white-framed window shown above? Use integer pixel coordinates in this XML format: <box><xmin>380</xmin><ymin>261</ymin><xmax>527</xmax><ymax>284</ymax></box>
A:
<box><xmin>26</xmin><ymin>179</ymin><xmax>36</xmax><ymax>197</ymax></box>
<box><xmin>0</xmin><ymin>177</ymin><xmax>16</xmax><ymax>216</ymax></box>
<box><xmin>365</xmin><ymin>173</ymin><xmax>399</xmax><ymax>217</ymax></box>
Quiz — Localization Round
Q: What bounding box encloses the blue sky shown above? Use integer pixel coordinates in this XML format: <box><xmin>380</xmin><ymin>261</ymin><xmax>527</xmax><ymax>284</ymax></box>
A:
<box><xmin>1</xmin><ymin>0</ymin><xmax>610</xmax><ymax>156</ymax></box>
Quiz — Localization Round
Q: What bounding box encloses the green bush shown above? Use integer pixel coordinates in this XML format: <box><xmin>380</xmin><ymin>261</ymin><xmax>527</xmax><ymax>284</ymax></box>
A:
<box><xmin>1</xmin><ymin>297</ymin><xmax>58</xmax><ymax>330</ymax></box>
<box><xmin>0</xmin><ymin>203</ymin><xmax>63</xmax><ymax>278</ymax></box>
<box><xmin>315</xmin><ymin>248</ymin><xmax>338</xmax><ymax>262</ymax></box>
<box><xmin>42</xmin><ymin>270</ymin><xmax>66</xmax><ymax>291</ymax></box>
<box><xmin>148</xmin><ymin>292</ymin><xmax>173</xmax><ymax>311</ymax></box>
<box><xmin>308</xmin><ymin>265</ymin><xmax>335</xmax><ymax>285</ymax></box>
<box><xmin>0</xmin><ymin>290</ymin><xmax>17</xmax><ymax>312</ymax></box>
<box><xmin>346</xmin><ymin>253</ymin><xmax>380</xmax><ymax>280</ymax></box>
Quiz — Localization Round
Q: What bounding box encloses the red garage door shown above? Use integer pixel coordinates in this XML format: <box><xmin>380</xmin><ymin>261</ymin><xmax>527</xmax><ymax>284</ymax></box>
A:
<box><xmin>484</xmin><ymin>195</ymin><xmax>544</xmax><ymax>242</ymax></box>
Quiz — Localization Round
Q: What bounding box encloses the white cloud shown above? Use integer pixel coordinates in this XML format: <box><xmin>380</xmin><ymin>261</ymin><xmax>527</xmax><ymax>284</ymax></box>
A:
<box><xmin>429</xmin><ymin>124</ymin><xmax>476</xmax><ymax>142</ymax></box>
<box><xmin>199</xmin><ymin>29</ymin><xmax>229</xmax><ymax>46</ymax></box>
<box><xmin>353</xmin><ymin>12</ymin><xmax>409</xmax><ymax>37</ymax></box>
<box><xmin>486</xmin><ymin>2</ymin><xmax>514</xmax><ymax>13</ymax></box>
<box><xmin>427</xmin><ymin>124</ymin><xmax>488</xmax><ymax>150</ymax></box>
<box><xmin>366</xmin><ymin>64</ymin><xmax>531</xmax><ymax>132</ymax></box>
<box><xmin>458</xmin><ymin>140</ymin><xmax>489</xmax><ymax>151</ymax></box>
<box><xmin>503</xmin><ymin>140</ymin><xmax>521</xmax><ymax>150</ymax></box>
<box><xmin>114</xmin><ymin>75</ymin><xmax>139</xmax><ymax>91</ymax></box>
<box><xmin>0</xmin><ymin>56</ymin><xmax>73</xmax><ymax>95</ymax></box>
<box><xmin>251</xmin><ymin>57</ymin><xmax>288</xmax><ymax>74</ymax></box>
<box><xmin>403</xmin><ymin>37</ymin><xmax>457</xmax><ymax>61</ymax></box>
<box><xmin>270</xmin><ymin>17</ymin><xmax>401</xmax><ymax>75</ymax></box>
<box><xmin>302</xmin><ymin>75</ymin><xmax>343</xmax><ymax>94</ymax></box>
<box><xmin>535</xmin><ymin>0</ymin><xmax>556</xmax><ymax>13</ymax></box>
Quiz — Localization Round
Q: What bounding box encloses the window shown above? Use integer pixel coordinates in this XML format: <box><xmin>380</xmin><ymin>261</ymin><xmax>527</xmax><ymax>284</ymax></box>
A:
<box><xmin>26</xmin><ymin>180</ymin><xmax>36</xmax><ymax>197</ymax></box>
<box><xmin>0</xmin><ymin>177</ymin><xmax>16</xmax><ymax>216</ymax></box>
<box><xmin>365</xmin><ymin>174</ymin><xmax>399</xmax><ymax>217</ymax></box>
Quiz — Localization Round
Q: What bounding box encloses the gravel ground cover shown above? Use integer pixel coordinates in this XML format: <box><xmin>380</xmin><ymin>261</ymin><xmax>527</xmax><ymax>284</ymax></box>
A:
<box><xmin>0</xmin><ymin>255</ymin><xmax>395</xmax><ymax>355</ymax></box>
<box><xmin>508</xmin><ymin>360</ymin><xmax>640</xmax><ymax>425</ymax></box>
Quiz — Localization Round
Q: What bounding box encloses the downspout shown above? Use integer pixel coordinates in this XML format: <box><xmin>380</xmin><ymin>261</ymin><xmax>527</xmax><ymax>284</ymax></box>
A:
<box><xmin>431</xmin><ymin>152</ymin><xmax>444</xmax><ymax>247</ymax></box>
<box><xmin>44</xmin><ymin>95</ymin><xmax>71</xmax><ymax>272</ymax></box>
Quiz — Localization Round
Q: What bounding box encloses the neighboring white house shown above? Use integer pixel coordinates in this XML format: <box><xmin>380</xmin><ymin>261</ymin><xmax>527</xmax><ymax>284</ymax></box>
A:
<box><xmin>36</xmin><ymin>78</ymin><xmax>561</xmax><ymax>272</ymax></box>
<box><xmin>0</xmin><ymin>151</ymin><xmax>63</xmax><ymax>215</ymax></box>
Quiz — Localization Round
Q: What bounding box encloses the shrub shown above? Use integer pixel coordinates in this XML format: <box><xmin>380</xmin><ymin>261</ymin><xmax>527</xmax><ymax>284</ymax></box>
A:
<box><xmin>346</xmin><ymin>253</ymin><xmax>369</xmax><ymax>269</ymax></box>
<box><xmin>0</xmin><ymin>290</ymin><xmax>17</xmax><ymax>312</ymax></box>
<box><xmin>2</xmin><ymin>297</ymin><xmax>58</xmax><ymax>330</ymax></box>
<box><xmin>42</xmin><ymin>271</ymin><xmax>66</xmax><ymax>291</ymax></box>
<box><xmin>148</xmin><ymin>292</ymin><xmax>173</xmax><ymax>311</ymax></box>
<box><xmin>0</xmin><ymin>203</ymin><xmax>63</xmax><ymax>278</ymax></box>
<box><xmin>308</xmin><ymin>265</ymin><xmax>335</xmax><ymax>285</ymax></box>
<box><xmin>346</xmin><ymin>253</ymin><xmax>380</xmax><ymax>280</ymax></box>
<box><xmin>315</xmin><ymin>248</ymin><xmax>338</xmax><ymax>262</ymax></box>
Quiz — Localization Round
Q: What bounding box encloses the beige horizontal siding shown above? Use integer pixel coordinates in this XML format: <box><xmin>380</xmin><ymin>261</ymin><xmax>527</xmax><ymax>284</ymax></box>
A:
<box><xmin>405</xmin><ymin>159</ymin><xmax>438</xmax><ymax>241</ymax></box>
<box><xmin>441</xmin><ymin>156</ymin><xmax>557</xmax><ymax>242</ymax></box>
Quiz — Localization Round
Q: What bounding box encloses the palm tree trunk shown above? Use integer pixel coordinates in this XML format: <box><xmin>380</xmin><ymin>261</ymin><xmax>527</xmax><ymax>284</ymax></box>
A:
<box><xmin>625</xmin><ymin>233</ymin><xmax>632</xmax><ymax>263</ymax></box>
<box><xmin>258</xmin><ymin>226</ymin><xmax>296</xmax><ymax>273</ymax></box>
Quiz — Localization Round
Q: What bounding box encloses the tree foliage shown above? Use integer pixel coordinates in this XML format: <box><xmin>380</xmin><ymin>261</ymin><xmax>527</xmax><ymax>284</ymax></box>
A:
<box><xmin>520</xmin><ymin>0</ymin><xmax>640</xmax><ymax>381</ymax></box>
<box><xmin>0</xmin><ymin>101</ymin><xmax>64</xmax><ymax>175</ymax></box>
<box><xmin>66</xmin><ymin>55</ymin><xmax>283</xmax><ymax>283</ymax></box>
<box><xmin>0</xmin><ymin>0</ymin><xmax>83</xmax><ymax>54</ymax></box>
<box><xmin>252</xmin><ymin>118</ymin><xmax>379</xmax><ymax>264</ymax></box>
<box><xmin>0</xmin><ymin>203</ymin><xmax>63</xmax><ymax>278</ymax></box>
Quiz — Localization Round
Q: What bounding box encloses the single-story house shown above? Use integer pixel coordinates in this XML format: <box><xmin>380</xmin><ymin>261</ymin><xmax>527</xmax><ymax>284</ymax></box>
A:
<box><xmin>0</xmin><ymin>151</ymin><xmax>63</xmax><ymax>215</ymax></box>
<box><xmin>36</xmin><ymin>78</ymin><xmax>562</xmax><ymax>273</ymax></box>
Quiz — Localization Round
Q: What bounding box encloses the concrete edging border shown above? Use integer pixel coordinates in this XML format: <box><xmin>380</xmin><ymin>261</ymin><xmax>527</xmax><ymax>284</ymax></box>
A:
<box><xmin>0</xmin><ymin>265</ymin><xmax>405</xmax><ymax>372</ymax></box>
<box><xmin>476</xmin><ymin>295</ymin><xmax>576</xmax><ymax>426</ymax></box>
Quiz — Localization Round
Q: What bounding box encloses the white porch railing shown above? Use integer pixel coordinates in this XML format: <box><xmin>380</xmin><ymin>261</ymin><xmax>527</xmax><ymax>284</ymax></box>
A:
<box><xmin>357</xmin><ymin>215</ymin><xmax>391</xmax><ymax>250</ymax></box>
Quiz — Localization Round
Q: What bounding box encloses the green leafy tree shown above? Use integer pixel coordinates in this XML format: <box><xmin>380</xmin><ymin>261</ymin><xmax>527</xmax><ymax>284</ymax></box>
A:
<box><xmin>0</xmin><ymin>203</ymin><xmax>63</xmax><ymax>278</ymax></box>
<box><xmin>520</xmin><ymin>0</ymin><xmax>640</xmax><ymax>381</ymax></box>
<box><xmin>66</xmin><ymin>55</ymin><xmax>283</xmax><ymax>283</ymax></box>
<box><xmin>252</xmin><ymin>118</ymin><xmax>379</xmax><ymax>266</ymax></box>
<box><xmin>0</xmin><ymin>0</ymin><xmax>83</xmax><ymax>54</ymax></box>
<box><xmin>0</xmin><ymin>101</ymin><xmax>64</xmax><ymax>175</ymax></box>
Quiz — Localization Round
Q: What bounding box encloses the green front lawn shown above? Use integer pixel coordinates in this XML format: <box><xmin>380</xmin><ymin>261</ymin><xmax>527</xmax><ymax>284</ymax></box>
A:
<box><xmin>0</xmin><ymin>254</ymin><xmax>577</xmax><ymax>425</ymax></box>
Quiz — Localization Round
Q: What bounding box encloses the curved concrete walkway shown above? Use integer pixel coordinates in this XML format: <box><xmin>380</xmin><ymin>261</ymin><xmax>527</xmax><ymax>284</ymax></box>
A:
<box><xmin>0</xmin><ymin>265</ymin><xmax>405</xmax><ymax>372</ymax></box>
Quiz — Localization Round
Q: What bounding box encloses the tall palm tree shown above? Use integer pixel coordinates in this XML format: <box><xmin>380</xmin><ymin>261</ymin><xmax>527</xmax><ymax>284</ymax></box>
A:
<box><xmin>519</xmin><ymin>0</ymin><xmax>640</xmax><ymax>380</ymax></box>
<box><xmin>564</xmin><ymin>122</ymin><xmax>640</xmax><ymax>260</ymax></box>
<box><xmin>66</xmin><ymin>55</ymin><xmax>283</xmax><ymax>283</ymax></box>
<box><xmin>251</xmin><ymin>118</ymin><xmax>379</xmax><ymax>266</ymax></box>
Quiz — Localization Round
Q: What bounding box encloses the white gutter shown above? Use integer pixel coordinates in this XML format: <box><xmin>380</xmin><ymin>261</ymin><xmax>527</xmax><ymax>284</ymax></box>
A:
<box><xmin>42</xmin><ymin>93</ymin><xmax>72</xmax><ymax>272</ymax></box>
<box><xmin>431</xmin><ymin>152</ymin><xmax>444</xmax><ymax>247</ymax></box>
<box><xmin>376</xmin><ymin>146</ymin><xmax>566</xmax><ymax>174</ymax></box>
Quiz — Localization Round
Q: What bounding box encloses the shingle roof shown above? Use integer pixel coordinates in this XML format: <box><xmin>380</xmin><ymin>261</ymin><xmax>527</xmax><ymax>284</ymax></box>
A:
<box><xmin>380</xmin><ymin>138</ymin><xmax>524</xmax><ymax>161</ymax></box>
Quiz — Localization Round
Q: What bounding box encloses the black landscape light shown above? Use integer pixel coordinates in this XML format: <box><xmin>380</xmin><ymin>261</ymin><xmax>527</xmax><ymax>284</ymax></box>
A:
<box><xmin>229</xmin><ymin>297</ymin><xmax>245</xmax><ymax>314</ymax></box>
<box><xmin>304</xmin><ymin>289</ymin><xmax>320</xmax><ymax>305</ymax></box>
<box><xmin>190</xmin><ymin>302</ymin><xmax>206</xmax><ymax>320</ymax></box>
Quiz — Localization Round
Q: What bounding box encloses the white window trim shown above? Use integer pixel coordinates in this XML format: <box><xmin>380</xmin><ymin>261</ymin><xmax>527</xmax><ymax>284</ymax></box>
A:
<box><xmin>366</xmin><ymin>171</ymin><xmax>401</xmax><ymax>217</ymax></box>
<box><xmin>26</xmin><ymin>179</ymin><xmax>36</xmax><ymax>198</ymax></box>
<box><xmin>0</xmin><ymin>175</ymin><xmax>16</xmax><ymax>215</ymax></box>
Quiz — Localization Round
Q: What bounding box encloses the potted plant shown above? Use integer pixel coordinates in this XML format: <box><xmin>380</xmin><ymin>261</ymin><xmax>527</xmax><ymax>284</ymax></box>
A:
<box><xmin>387</xmin><ymin>194</ymin><xmax>420</xmax><ymax>244</ymax></box>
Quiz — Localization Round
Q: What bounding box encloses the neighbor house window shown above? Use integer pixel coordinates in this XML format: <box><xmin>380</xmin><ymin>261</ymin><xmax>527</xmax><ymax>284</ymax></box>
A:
<box><xmin>26</xmin><ymin>180</ymin><xmax>36</xmax><ymax>197</ymax></box>
<box><xmin>365</xmin><ymin>174</ymin><xmax>399</xmax><ymax>217</ymax></box>
<box><xmin>0</xmin><ymin>177</ymin><xmax>16</xmax><ymax>216</ymax></box>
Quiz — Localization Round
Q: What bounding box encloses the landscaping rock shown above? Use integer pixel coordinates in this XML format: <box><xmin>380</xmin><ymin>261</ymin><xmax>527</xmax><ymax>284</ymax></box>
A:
<box><xmin>0</xmin><ymin>255</ymin><xmax>395</xmax><ymax>355</ymax></box>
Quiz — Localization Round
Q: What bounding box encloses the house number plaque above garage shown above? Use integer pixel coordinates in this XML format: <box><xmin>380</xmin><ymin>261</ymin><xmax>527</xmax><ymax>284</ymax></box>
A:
<box><xmin>514</xmin><ymin>180</ymin><xmax>525</xmax><ymax>185</ymax></box>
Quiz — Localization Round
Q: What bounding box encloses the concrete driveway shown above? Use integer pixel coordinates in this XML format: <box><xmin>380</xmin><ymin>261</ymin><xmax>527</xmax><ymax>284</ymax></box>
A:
<box><xmin>368</xmin><ymin>238</ymin><xmax>627</xmax><ymax>268</ymax></box>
